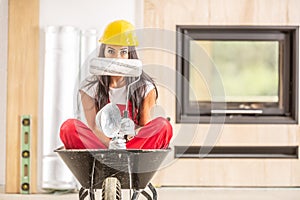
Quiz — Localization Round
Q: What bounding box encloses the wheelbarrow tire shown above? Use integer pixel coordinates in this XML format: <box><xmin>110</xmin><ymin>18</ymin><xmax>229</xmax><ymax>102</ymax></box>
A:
<box><xmin>102</xmin><ymin>177</ymin><xmax>122</xmax><ymax>200</ymax></box>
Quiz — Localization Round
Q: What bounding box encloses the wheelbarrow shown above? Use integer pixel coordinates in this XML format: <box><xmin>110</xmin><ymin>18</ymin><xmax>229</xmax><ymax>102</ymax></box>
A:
<box><xmin>55</xmin><ymin>56</ymin><xmax>171</xmax><ymax>199</ymax></box>
<box><xmin>55</xmin><ymin>147</ymin><xmax>171</xmax><ymax>200</ymax></box>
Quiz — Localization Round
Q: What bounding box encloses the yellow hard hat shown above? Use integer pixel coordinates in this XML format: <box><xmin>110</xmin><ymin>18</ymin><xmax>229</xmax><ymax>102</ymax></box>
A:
<box><xmin>99</xmin><ymin>20</ymin><xmax>139</xmax><ymax>46</ymax></box>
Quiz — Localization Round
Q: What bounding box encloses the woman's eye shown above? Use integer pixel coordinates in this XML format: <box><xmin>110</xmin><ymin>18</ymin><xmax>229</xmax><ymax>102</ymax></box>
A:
<box><xmin>107</xmin><ymin>49</ymin><xmax>114</xmax><ymax>54</ymax></box>
<box><xmin>120</xmin><ymin>50</ymin><xmax>128</xmax><ymax>55</ymax></box>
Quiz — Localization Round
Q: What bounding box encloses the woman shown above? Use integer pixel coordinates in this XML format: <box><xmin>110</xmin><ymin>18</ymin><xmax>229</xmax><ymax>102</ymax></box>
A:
<box><xmin>60</xmin><ymin>20</ymin><xmax>172</xmax><ymax>149</ymax></box>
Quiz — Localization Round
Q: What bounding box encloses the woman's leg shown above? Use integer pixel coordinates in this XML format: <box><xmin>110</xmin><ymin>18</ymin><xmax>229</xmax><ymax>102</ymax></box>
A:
<box><xmin>126</xmin><ymin>117</ymin><xmax>173</xmax><ymax>149</ymax></box>
<box><xmin>60</xmin><ymin>119</ymin><xmax>106</xmax><ymax>149</ymax></box>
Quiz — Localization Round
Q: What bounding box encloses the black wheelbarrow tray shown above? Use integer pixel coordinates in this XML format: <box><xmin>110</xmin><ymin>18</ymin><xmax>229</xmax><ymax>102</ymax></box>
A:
<box><xmin>55</xmin><ymin>147</ymin><xmax>171</xmax><ymax>200</ymax></box>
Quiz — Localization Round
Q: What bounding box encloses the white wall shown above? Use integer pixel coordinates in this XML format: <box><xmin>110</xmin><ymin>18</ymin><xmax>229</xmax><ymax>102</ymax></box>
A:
<box><xmin>40</xmin><ymin>0</ymin><xmax>143</xmax><ymax>31</ymax></box>
<box><xmin>0</xmin><ymin>0</ymin><xmax>8</xmax><ymax>186</ymax></box>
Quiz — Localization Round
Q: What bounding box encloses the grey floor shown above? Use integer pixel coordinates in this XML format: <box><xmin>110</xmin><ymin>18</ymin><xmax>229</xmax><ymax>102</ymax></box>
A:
<box><xmin>0</xmin><ymin>187</ymin><xmax>300</xmax><ymax>200</ymax></box>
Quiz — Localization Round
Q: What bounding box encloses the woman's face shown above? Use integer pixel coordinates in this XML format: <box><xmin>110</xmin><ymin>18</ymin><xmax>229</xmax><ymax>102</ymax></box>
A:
<box><xmin>104</xmin><ymin>45</ymin><xmax>129</xmax><ymax>59</ymax></box>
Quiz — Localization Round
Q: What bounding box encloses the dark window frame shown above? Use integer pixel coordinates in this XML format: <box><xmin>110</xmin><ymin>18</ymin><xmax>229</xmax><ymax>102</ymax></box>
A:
<box><xmin>176</xmin><ymin>26</ymin><xmax>299</xmax><ymax>124</ymax></box>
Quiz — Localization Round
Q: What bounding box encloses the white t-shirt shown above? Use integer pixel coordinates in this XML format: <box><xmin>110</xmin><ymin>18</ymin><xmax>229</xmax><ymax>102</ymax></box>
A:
<box><xmin>80</xmin><ymin>75</ymin><xmax>155</xmax><ymax>105</ymax></box>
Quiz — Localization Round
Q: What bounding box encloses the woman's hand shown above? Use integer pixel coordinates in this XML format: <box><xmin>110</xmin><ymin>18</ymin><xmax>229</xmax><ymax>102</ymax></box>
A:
<box><xmin>109</xmin><ymin>137</ymin><xmax>126</xmax><ymax>149</ymax></box>
<box><xmin>119</xmin><ymin>117</ymin><xmax>135</xmax><ymax>137</ymax></box>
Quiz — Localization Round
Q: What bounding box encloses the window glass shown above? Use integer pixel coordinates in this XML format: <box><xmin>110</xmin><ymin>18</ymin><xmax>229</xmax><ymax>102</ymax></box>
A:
<box><xmin>189</xmin><ymin>40</ymin><xmax>279</xmax><ymax>103</ymax></box>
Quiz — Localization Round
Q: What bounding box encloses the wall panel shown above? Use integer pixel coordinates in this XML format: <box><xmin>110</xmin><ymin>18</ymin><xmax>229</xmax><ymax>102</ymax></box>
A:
<box><xmin>6</xmin><ymin>0</ymin><xmax>39</xmax><ymax>193</ymax></box>
<box><xmin>145</xmin><ymin>0</ymin><xmax>300</xmax><ymax>186</ymax></box>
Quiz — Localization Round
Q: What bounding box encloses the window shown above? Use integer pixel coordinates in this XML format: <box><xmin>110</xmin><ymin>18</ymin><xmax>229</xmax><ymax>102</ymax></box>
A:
<box><xmin>176</xmin><ymin>26</ymin><xmax>299</xmax><ymax>124</ymax></box>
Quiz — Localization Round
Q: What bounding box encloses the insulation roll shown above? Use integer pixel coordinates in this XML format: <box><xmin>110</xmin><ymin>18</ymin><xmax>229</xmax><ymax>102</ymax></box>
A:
<box><xmin>42</xmin><ymin>26</ymin><xmax>80</xmax><ymax>190</ymax></box>
<box><xmin>77</xmin><ymin>29</ymin><xmax>98</xmax><ymax>122</ymax></box>
<box><xmin>42</xmin><ymin>156</ymin><xmax>76</xmax><ymax>190</ymax></box>
<box><xmin>80</xmin><ymin>29</ymin><xmax>98</xmax><ymax>83</ymax></box>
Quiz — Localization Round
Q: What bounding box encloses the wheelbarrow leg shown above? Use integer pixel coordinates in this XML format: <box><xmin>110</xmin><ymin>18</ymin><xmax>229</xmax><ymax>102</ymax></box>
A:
<box><xmin>139</xmin><ymin>183</ymin><xmax>158</xmax><ymax>200</ymax></box>
<box><xmin>141</xmin><ymin>190</ymin><xmax>152</xmax><ymax>200</ymax></box>
<box><xmin>89</xmin><ymin>189</ymin><xmax>95</xmax><ymax>200</ymax></box>
<box><xmin>131</xmin><ymin>190</ymin><xmax>140</xmax><ymax>200</ymax></box>
<box><xmin>148</xmin><ymin>183</ymin><xmax>157</xmax><ymax>200</ymax></box>
<box><xmin>79</xmin><ymin>188</ymin><xmax>95</xmax><ymax>200</ymax></box>
<box><xmin>79</xmin><ymin>187</ymin><xmax>88</xmax><ymax>200</ymax></box>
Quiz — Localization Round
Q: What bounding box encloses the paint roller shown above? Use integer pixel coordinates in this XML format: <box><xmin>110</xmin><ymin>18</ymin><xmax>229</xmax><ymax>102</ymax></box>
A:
<box><xmin>89</xmin><ymin>57</ymin><xmax>142</xmax><ymax>77</ymax></box>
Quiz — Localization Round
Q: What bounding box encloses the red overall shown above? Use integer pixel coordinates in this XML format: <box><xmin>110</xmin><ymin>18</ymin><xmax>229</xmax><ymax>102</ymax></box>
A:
<box><xmin>60</xmin><ymin>101</ymin><xmax>172</xmax><ymax>149</ymax></box>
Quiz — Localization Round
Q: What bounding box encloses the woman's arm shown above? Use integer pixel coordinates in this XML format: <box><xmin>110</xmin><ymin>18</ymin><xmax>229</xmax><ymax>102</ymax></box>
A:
<box><xmin>80</xmin><ymin>90</ymin><xmax>111</xmax><ymax>147</ymax></box>
<box><xmin>138</xmin><ymin>89</ymin><xmax>157</xmax><ymax>126</ymax></box>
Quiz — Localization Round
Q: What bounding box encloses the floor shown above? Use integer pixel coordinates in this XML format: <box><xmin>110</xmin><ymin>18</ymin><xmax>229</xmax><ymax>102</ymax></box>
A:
<box><xmin>0</xmin><ymin>187</ymin><xmax>300</xmax><ymax>200</ymax></box>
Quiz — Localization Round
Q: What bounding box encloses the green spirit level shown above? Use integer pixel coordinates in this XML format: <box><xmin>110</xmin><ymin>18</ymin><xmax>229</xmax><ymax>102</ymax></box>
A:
<box><xmin>20</xmin><ymin>115</ymin><xmax>30</xmax><ymax>194</ymax></box>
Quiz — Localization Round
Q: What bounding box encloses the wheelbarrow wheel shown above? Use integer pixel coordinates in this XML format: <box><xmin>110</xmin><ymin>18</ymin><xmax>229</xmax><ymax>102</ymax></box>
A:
<box><xmin>102</xmin><ymin>177</ymin><xmax>122</xmax><ymax>200</ymax></box>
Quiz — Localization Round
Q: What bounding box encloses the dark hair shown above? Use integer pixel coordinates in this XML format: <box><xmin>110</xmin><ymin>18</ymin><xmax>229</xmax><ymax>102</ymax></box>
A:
<box><xmin>83</xmin><ymin>44</ymin><xmax>158</xmax><ymax>123</ymax></box>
